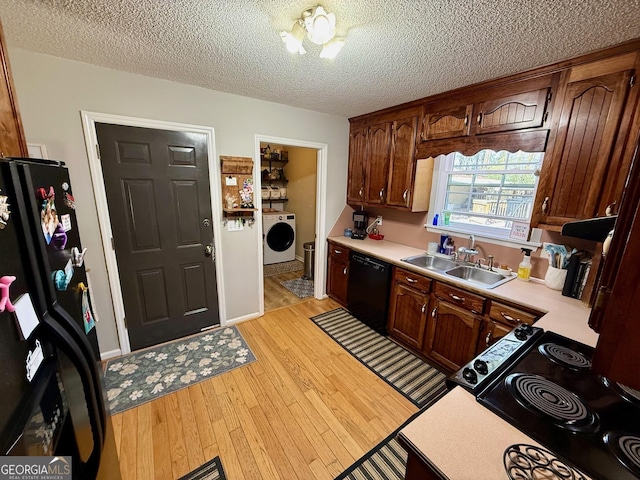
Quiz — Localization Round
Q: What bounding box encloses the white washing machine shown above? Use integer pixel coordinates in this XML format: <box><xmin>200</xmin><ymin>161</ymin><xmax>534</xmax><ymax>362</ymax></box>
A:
<box><xmin>263</xmin><ymin>211</ymin><xmax>296</xmax><ymax>265</ymax></box>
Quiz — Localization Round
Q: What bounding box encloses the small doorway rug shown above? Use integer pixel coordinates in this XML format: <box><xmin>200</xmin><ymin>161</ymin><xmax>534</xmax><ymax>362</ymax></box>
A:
<box><xmin>280</xmin><ymin>277</ymin><xmax>314</xmax><ymax>298</ymax></box>
<box><xmin>263</xmin><ymin>259</ymin><xmax>303</xmax><ymax>277</ymax></box>
<box><xmin>179</xmin><ymin>456</ymin><xmax>226</xmax><ymax>480</ymax></box>
<box><xmin>310</xmin><ymin>308</ymin><xmax>447</xmax><ymax>408</ymax></box>
<box><xmin>104</xmin><ymin>326</ymin><xmax>256</xmax><ymax>414</ymax></box>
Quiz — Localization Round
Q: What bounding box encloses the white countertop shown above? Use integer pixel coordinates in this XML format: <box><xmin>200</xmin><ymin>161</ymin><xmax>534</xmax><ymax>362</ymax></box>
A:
<box><xmin>327</xmin><ymin>236</ymin><xmax>599</xmax><ymax>479</ymax></box>
<box><xmin>328</xmin><ymin>236</ymin><xmax>598</xmax><ymax>347</ymax></box>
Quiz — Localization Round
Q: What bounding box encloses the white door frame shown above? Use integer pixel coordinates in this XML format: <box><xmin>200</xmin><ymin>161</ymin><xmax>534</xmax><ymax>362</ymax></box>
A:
<box><xmin>80</xmin><ymin>111</ymin><xmax>226</xmax><ymax>355</ymax></box>
<box><xmin>255</xmin><ymin>135</ymin><xmax>328</xmax><ymax>314</ymax></box>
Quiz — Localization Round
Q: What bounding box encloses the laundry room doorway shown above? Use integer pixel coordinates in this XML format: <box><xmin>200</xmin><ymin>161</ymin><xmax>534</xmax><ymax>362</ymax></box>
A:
<box><xmin>256</xmin><ymin>136</ymin><xmax>327</xmax><ymax>313</ymax></box>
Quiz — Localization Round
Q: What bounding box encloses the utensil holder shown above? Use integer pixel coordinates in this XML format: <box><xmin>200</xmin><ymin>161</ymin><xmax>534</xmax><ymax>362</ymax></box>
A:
<box><xmin>545</xmin><ymin>266</ymin><xmax>567</xmax><ymax>290</ymax></box>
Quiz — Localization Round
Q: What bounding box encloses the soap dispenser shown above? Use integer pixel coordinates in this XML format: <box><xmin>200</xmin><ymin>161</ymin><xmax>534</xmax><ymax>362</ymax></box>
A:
<box><xmin>517</xmin><ymin>248</ymin><xmax>533</xmax><ymax>281</ymax></box>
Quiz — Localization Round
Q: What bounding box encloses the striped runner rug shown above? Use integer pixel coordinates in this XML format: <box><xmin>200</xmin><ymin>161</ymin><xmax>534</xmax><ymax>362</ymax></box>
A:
<box><xmin>310</xmin><ymin>308</ymin><xmax>447</xmax><ymax>408</ymax></box>
<box><xmin>178</xmin><ymin>456</ymin><xmax>226</xmax><ymax>480</ymax></box>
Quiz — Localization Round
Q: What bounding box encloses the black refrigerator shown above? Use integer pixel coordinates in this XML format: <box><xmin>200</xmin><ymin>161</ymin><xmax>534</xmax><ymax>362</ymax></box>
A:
<box><xmin>0</xmin><ymin>157</ymin><xmax>120</xmax><ymax>479</ymax></box>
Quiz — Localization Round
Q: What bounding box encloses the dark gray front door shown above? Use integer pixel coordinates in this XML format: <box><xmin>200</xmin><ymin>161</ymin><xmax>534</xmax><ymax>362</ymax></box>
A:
<box><xmin>96</xmin><ymin>123</ymin><xmax>219</xmax><ymax>350</ymax></box>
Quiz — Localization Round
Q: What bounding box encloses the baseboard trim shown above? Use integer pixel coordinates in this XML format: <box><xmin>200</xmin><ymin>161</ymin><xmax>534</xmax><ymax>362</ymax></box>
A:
<box><xmin>226</xmin><ymin>312</ymin><xmax>261</xmax><ymax>325</ymax></box>
<box><xmin>100</xmin><ymin>348</ymin><xmax>122</xmax><ymax>361</ymax></box>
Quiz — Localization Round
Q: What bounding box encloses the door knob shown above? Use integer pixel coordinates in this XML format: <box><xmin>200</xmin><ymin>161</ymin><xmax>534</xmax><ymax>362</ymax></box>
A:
<box><xmin>204</xmin><ymin>244</ymin><xmax>213</xmax><ymax>256</ymax></box>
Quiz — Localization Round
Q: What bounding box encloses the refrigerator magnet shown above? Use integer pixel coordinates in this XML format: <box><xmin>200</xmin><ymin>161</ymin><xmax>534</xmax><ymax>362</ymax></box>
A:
<box><xmin>0</xmin><ymin>275</ymin><xmax>16</xmax><ymax>312</ymax></box>
<box><xmin>25</xmin><ymin>339</ymin><xmax>44</xmax><ymax>382</ymax></box>
<box><xmin>13</xmin><ymin>293</ymin><xmax>40</xmax><ymax>340</ymax></box>
<box><xmin>71</xmin><ymin>247</ymin><xmax>87</xmax><ymax>267</ymax></box>
<box><xmin>81</xmin><ymin>288</ymin><xmax>96</xmax><ymax>334</ymax></box>
<box><xmin>52</xmin><ymin>260</ymin><xmax>74</xmax><ymax>291</ymax></box>
<box><xmin>39</xmin><ymin>190</ymin><xmax>58</xmax><ymax>245</ymax></box>
<box><xmin>64</xmin><ymin>192</ymin><xmax>75</xmax><ymax>210</ymax></box>
<box><xmin>51</xmin><ymin>223</ymin><xmax>68</xmax><ymax>250</ymax></box>
<box><xmin>60</xmin><ymin>213</ymin><xmax>72</xmax><ymax>232</ymax></box>
<box><xmin>0</xmin><ymin>192</ymin><xmax>10</xmax><ymax>229</ymax></box>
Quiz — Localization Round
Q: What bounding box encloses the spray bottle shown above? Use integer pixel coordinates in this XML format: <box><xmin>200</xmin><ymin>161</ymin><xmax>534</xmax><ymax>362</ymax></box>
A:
<box><xmin>517</xmin><ymin>248</ymin><xmax>532</xmax><ymax>282</ymax></box>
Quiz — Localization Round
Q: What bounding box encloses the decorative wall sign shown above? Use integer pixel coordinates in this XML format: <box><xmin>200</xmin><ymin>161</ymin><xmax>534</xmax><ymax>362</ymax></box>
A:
<box><xmin>509</xmin><ymin>221</ymin><xmax>530</xmax><ymax>241</ymax></box>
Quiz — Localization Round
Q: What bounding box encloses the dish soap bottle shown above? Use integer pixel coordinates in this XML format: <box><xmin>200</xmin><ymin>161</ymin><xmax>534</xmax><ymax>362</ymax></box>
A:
<box><xmin>517</xmin><ymin>248</ymin><xmax>532</xmax><ymax>281</ymax></box>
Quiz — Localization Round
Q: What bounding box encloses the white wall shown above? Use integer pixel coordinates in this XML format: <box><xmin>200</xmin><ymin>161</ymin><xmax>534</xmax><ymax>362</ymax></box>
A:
<box><xmin>9</xmin><ymin>48</ymin><xmax>349</xmax><ymax>355</ymax></box>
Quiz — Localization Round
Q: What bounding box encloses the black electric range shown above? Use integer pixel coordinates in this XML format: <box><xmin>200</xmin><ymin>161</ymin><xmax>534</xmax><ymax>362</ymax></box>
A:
<box><xmin>464</xmin><ymin>330</ymin><xmax>640</xmax><ymax>480</ymax></box>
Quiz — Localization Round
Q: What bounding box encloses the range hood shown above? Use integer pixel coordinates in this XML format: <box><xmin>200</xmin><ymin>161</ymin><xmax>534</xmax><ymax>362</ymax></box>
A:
<box><xmin>561</xmin><ymin>216</ymin><xmax>617</xmax><ymax>242</ymax></box>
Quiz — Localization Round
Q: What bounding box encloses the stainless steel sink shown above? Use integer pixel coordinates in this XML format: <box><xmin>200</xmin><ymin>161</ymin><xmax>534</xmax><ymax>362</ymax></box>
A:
<box><xmin>401</xmin><ymin>254</ymin><xmax>459</xmax><ymax>272</ymax></box>
<box><xmin>444</xmin><ymin>265</ymin><xmax>514</xmax><ymax>289</ymax></box>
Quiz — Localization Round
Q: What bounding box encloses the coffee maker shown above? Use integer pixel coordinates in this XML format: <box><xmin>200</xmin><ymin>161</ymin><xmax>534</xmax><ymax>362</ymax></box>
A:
<box><xmin>352</xmin><ymin>211</ymin><xmax>368</xmax><ymax>240</ymax></box>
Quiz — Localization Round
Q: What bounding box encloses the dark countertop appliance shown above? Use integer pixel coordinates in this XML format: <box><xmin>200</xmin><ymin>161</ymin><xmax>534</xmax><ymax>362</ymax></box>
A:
<box><xmin>0</xmin><ymin>158</ymin><xmax>120</xmax><ymax>479</ymax></box>
<box><xmin>352</xmin><ymin>211</ymin><xmax>368</xmax><ymax>240</ymax></box>
<box><xmin>451</xmin><ymin>326</ymin><xmax>640</xmax><ymax>480</ymax></box>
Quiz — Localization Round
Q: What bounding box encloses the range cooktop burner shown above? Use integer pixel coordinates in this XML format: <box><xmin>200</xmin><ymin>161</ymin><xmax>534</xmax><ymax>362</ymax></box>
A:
<box><xmin>538</xmin><ymin>343</ymin><xmax>592</xmax><ymax>370</ymax></box>
<box><xmin>603</xmin><ymin>377</ymin><xmax>640</xmax><ymax>406</ymax></box>
<box><xmin>506</xmin><ymin>373</ymin><xmax>598</xmax><ymax>432</ymax></box>
<box><xmin>604</xmin><ymin>433</ymin><xmax>640</xmax><ymax>477</ymax></box>
<box><xmin>503</xmin><ymin>444</ymin><xmax>588</xmax><ymax>480</ymax></box>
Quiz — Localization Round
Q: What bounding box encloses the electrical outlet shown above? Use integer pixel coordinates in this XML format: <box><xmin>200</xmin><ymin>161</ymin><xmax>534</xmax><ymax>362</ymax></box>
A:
<box><xmin>376</xmin><ymin>215</ymin><xmax>383</xmax><ymax>226</ymax></box>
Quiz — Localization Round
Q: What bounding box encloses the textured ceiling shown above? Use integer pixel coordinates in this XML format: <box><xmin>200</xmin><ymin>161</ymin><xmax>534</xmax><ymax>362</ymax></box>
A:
<box><xmin>1</xmin><ymin>0</ymin><xmax>639</xmax><ymax>118</ymax></box>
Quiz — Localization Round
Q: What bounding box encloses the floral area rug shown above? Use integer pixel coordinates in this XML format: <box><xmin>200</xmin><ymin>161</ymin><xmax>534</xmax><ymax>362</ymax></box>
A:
<box><xmin>280</xmin><ymin>278</ymin><xmax>314</xmax><ymax>298</ymax></box>
<box><xmin>104</xmin><ymin>326</ymin><xmax>256</xmax><ymax>414</ymax></box>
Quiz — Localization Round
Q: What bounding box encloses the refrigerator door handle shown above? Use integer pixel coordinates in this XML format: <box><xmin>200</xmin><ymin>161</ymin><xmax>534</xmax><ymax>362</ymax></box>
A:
<box><xmin>42</xmin><ymin>315</ymin><xmax>104</xmax><ymax>476</ymax></box>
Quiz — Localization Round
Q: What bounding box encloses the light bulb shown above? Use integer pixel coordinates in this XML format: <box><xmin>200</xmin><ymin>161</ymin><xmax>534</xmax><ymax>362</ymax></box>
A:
<box><xmin>320</xmin><ymin>37</ymin><xmax>345</xmax><ymax>59</ymax></box>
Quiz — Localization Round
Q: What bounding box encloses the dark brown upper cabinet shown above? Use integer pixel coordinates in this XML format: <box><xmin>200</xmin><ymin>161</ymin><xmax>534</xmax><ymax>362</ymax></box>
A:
<box><xmin>474</xmin><ymin>87</ymin><xmax>550</xmax><ymax>135</ymax></box>
<box><xmin>0</xmin><ymin>19</ymin><xmax>28</xmax><ymax>158</ymax></box>
<box><xmin>346</xmin><ymin>126</ymin><xmax>367</xmax><ymax>204</ymax></box>
<box><xmin>348</xmin><ymin>108</ymin><xmax>432</xmax><ymax>212</ymax></box>
<box><xmin>532</xmin><ymin>53</ymin><xmax>639</xmax><ymax>229</ymax></box>
<box><xmin>420</xmin><ymin>102</ymin><xmax>472</xmax><ymax>141</ymax></box>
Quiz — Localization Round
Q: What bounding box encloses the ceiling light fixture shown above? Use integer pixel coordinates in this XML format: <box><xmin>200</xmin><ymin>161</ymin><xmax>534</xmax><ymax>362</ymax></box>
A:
<box><xmin>280</xmin><ymin>5</ymin><xmax>345</xmax><ymax>59</ymax></box>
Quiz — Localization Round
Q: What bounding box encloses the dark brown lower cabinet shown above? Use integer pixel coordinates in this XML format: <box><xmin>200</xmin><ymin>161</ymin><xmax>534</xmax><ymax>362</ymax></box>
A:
<box><xmin>387</xmin><ymin>267</ymin><xmax>432</xmax><ymax>350</ymax></box>
<box><xmin>422</xmin><ymin>299</ymin><xmax>483</xmax><ymax>371</ymax></box>
<box><xmin>326</xmin><ymin>241</ymin><xmax>350</xmax><ymax>306</ymax></box>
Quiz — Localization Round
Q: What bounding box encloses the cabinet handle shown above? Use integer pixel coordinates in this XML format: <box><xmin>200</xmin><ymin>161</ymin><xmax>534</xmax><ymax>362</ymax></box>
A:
<box><xmin>343</xmin><ymin>267</ymin><xmax>348</xmax><ymax>275</ymax></box>
<box><xmin>542</xmin><ymin>196</ymin><xmax>549</xmax><ymax>214</ymax></box>
<box><xmin>464</xmin><ymin>114</ymin><xmax>469</xmax><ymax>126</ymax></box>
<box><xmin>359</xmin><ymin>187</ymin><xmax>364</xmax><ymax>197</ymax></box>
<box><xmin>406</xmin><ymin>277</ymin><xmax>418</xmax><ymax>284</ymax></box>
<box><xmin>432</xmin><ymin>307</ymin><xmax>437</xmax><ymax>318</ymax></box>
<box><xmin>605</xmin><ymin>201</ymin><xmax>617</xmax><ymax>216</ymax></box>
<box><xmin>334</xmin><ymin>249</ymin><xmax>342</xmax><ymax>254</ymax></box>
<box><xmin>485</xmin><ymin>330</ymin><xmax>493</xmax><ymax>346</ymax></box>
<box><xmin>379</xmin><ymin>187</ymin><xmax>385</xmax><ymax>199</ymax></box>
<box><xmin>421</xmin><ymin>303</ymin><xmax>427</xmax><ymax>314</ymax></box>
<box><xmin>477</xmin><ymin>113</ymin><xmax>483</xmax><ymax>125</ymax></box>
<box><xmin>501</xmin><ymin>312</ymin><xmax>520</xmax><ymax>324</ymax></box>
<box><xmin>449</xmin><ymin>294</ymin><xmax>465</xmax><ymax>302</ymax></box>
<box><xmin>403</xmin><ymin>189</ymin><xmax>409</xmax><ymax>202</ymax></box>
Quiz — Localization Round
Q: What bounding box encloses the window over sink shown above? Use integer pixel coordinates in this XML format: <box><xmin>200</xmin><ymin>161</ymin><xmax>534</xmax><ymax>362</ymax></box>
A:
<box><xmin>431</xmin><ymin>150</ymin><xmax>544</xmax><ymax>244</ymax></box>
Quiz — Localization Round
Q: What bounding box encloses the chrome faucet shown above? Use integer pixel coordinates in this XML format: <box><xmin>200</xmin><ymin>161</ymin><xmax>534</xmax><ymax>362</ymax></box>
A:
<box><xmin>476</xmin><ymin>255</ymin><xmax>494</xmax><ymax>270</ymax></box>
<box><xmin>458</xmin><ymin>235</ymin><xmax>479</xmax><ymax>263</ymax></box>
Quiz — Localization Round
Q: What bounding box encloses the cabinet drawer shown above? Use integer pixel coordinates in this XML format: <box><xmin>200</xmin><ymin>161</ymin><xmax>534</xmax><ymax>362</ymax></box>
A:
<box><xmin>489</xmin><ymin>301</ymin><xmax>537</xmax><ymax>327</ymax></box>
<box><xmin>393</xmin><ymin>267</ymin><xmax>432</xmax><ymax>293</ymax></box>
<box><xmin>434</xmin><ymin>282</ymin><xmax>485</xmax><ymax>314</ymax></box>
<box><xmin>328</xmin><ymin>242</ymin><xmax>350</xmax><ymax>262</ymax></box>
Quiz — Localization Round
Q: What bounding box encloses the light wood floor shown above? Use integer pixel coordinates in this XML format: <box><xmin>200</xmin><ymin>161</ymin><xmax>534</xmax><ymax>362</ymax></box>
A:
<box><xmin>112</xmin><ymin>298</ymin><xmax>418</xmax><ymax>480</ymax></box>
<box><xmin>263</xmin><ymin>270</ymin><xmax>309</xmax><ymax>311</ymax></box>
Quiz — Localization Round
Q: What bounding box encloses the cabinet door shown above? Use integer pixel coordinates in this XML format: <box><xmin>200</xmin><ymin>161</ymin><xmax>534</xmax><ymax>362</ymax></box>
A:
<box><xmin>475</xmin><ymin>88</ymin><xmax>550</xmax><ymax>134</ymax></box>
<box><xmin>327</xmin><ymin>256</ymin><xmax>349</xmax><ymax>306</ymax></box>
<box><xmin>0</xmin><ymin>19</ymin><xmax>28</xmax><ymax>158</ymax></box>
<box><xmin>420</xmin><ymin>103</ymin><xmax>472</xmax><ymax>141</ymax></box>
<box><xmin>477</xmin><ymin>320</ymin><xmax>512</xmax><ymax>354</ymax></box>
<box><xmin>387</xmin><ymin>279</ymin><xmax>429</xmax><ymax>350</ymax></box>
<box><xmin>364</xmin><ymin>122</ymin><xmax>392</xmax><ymax>205</ymax></box>
<box><xmin>423</xmin><ymin>299</ymin><xmax>482</xmax><ymax>371</ymax></box>
<box><xmin>347</xmin><ymin>126</ymin><xmax>367</xmax><ymax>204</ymax></box>
<box><xmin>535</xmin><ymin>69</ymin><xmax>633</xmax><ymax>226</ymax></box>
<box><xmin>386</xmin><ymin>116</ymin><xmax>418</xmax><ymax>208</ymax></box>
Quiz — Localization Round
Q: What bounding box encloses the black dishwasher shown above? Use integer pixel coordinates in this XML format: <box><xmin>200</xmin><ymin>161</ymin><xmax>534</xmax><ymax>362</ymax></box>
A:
<box><xmin>347</xmin><ymin>252</ymin><xmax>392</xmax><ymax>335</ymax></box>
